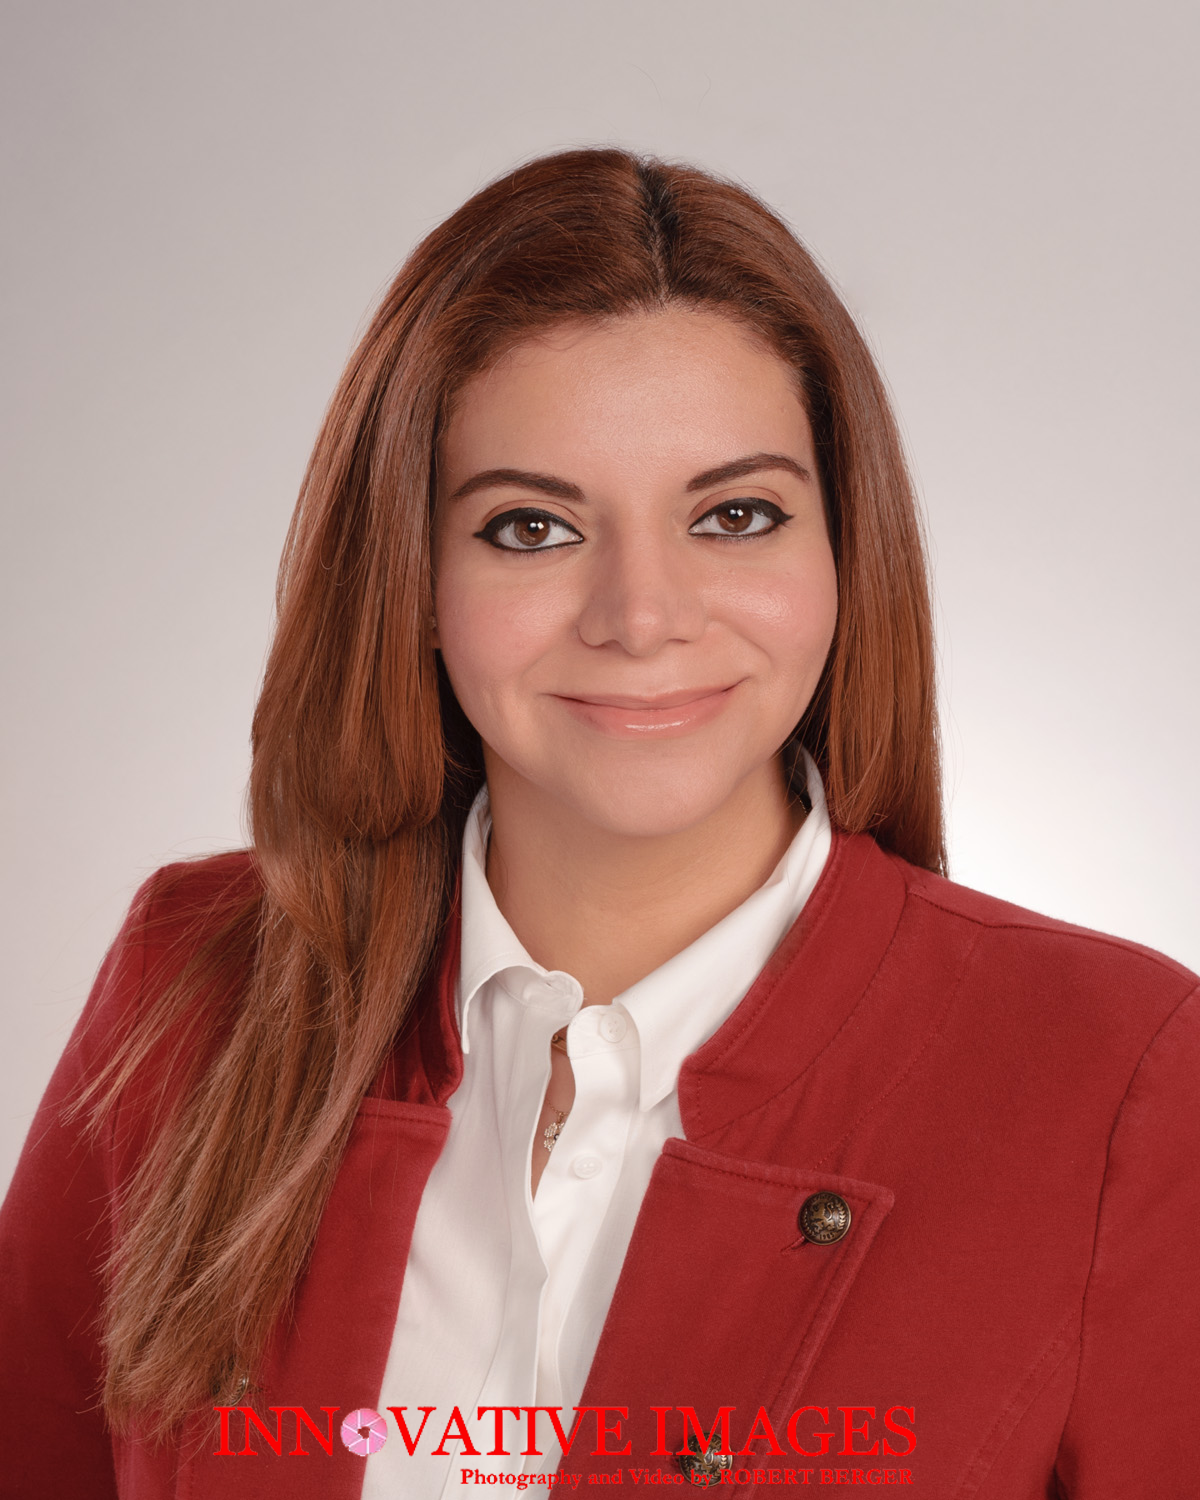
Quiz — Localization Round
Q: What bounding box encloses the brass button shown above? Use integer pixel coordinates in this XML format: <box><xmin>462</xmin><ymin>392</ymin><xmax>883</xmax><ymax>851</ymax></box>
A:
<box><xmin>798</xmin><ymin>1191</ymin><xmax>852</xmax><ymax>1245</ymax></box>
<box><xmin>677</xmin><ymin>1435</ymin><xmax>734</xmax><ymax>1486</ymax></box>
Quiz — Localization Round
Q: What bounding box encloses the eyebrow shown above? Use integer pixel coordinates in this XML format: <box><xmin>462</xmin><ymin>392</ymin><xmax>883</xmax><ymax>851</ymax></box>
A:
<box><xmin>446</xmin><ymin>452</ymin><xmax>813</xmax><ymax>504</ymax></box>
<box><xmin>447</xmin><ymin>468</ymin><xmax>585</xmax><ymax>503</ymax></box>
<box><xmin>684</xmin><ymin>452</ymin><xmax>813</xmax><ymax>492</ymax></box>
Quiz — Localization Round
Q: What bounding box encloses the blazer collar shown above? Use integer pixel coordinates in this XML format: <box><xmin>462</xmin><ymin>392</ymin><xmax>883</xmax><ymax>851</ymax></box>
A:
<box><xmin>679</xmin><ymin>828</ymin><xmax>908</xmax><ymax>1145</ymax></box>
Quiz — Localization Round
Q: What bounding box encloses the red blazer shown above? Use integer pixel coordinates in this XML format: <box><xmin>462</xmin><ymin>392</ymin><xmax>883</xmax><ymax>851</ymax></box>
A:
<box><xmin>2</xmin><ymin>831</ymin><xmax>1197</xmax><ymax>1498</ymax></box>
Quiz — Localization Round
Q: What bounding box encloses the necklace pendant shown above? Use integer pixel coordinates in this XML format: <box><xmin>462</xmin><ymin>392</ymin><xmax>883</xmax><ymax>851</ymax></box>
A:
<box><xmin>542</xmin><ymin>1110</ymin><xmax>567</xmax><ymax>1152</ymax></box>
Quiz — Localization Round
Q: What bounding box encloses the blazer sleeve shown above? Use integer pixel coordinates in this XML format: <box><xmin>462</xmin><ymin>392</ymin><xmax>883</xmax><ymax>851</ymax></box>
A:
<box><xmin>0</xmin><ymin>873</ymin><xmax>160</xmax><ymax>1500</ymax></box>
<box><xmin>1054</xmin><ymin>982</ymin><xmax>1200</xmax><ymax>1497</ymax></box>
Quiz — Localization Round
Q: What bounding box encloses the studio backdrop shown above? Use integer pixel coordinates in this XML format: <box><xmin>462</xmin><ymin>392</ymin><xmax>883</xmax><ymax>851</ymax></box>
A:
<box><xmin>2</xmin><ymin>0</ymin><xmax>1197</xmax><ymax>1195</ymax></box>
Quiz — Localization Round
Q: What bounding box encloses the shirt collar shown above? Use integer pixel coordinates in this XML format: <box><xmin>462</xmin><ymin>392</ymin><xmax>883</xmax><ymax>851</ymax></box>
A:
<box><xmin>455</xmin><ymin>752</ymin><xmax>831</xmax><ymax>1107</ymax></box>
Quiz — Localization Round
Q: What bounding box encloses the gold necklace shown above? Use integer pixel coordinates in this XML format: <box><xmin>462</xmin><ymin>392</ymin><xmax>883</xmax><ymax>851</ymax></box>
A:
<box><xmin>543</xmin><ymin>1028</ymin><xmax>572</xmax><ymax>1150</ymax></box>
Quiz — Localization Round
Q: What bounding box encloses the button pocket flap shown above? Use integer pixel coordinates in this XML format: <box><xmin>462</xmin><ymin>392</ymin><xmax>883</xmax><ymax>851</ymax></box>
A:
<box><xmin>567</xmin><ymin>1138</ymin><xmax>894</xmax><ymax>1479</ymax></box>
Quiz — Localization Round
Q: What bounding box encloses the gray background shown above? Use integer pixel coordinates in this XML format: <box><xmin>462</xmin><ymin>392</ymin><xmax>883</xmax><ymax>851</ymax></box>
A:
<box><xmin>3</xmin><ymin>0</ymin><xmax>1197</xmax><ymax>1196</ymax></box>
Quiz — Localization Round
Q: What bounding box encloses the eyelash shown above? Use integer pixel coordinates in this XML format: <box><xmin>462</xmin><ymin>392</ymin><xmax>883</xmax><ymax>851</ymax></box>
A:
<box><xmin>474</xmin><ymin>500</ymin><xmax>794</xmax><ymax>553</ymax></box>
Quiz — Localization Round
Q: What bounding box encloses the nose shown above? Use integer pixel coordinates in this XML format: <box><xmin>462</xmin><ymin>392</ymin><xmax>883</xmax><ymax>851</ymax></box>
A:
<box><xmin>574</xmin><ymin>527</ymin><xmax>708</xmax><ymax>656</ymax></box>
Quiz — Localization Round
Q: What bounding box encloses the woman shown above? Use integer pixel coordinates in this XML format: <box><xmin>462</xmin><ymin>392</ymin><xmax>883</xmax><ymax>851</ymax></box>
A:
<box><xmin>1</xmin><ymin>147</ymin><xmax>1195</xmax><ymax>1499</ymax></box>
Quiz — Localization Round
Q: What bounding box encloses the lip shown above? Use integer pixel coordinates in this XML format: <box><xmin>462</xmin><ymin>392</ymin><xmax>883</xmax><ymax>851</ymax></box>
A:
<box><xmin>552</xmin><ymin>682</ymin><xmax>740</xmax><ymax>738</ymax></box>
<box><xmin>563</xmin><ymin>686</ymin><xmax>735</xmax><ymax>709</ymax></box>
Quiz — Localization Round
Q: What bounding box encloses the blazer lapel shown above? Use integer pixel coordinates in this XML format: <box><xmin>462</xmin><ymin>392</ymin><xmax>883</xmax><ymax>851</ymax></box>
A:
<box><xmin>564</xmin><ymin>832</ymin><xmax>909</xmax><ymax>1482</ymax></box>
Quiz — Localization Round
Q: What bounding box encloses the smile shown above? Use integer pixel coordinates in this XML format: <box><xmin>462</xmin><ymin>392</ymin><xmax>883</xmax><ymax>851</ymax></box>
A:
<box><xmin>552</xmin><ymin>684</ymin><xmax>740</xmax><ymax>738</ymax></box>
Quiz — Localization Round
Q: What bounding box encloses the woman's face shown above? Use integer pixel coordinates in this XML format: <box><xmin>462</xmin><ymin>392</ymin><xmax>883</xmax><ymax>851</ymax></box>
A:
<box><xmin>431</xmin><ymin>305</ymin><xmax>838</xmax><ymax>840</ymax></box>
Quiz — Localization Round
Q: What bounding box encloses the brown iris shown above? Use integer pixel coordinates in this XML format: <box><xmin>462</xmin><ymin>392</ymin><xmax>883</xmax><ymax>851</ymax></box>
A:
<box><xmin>512</xmin><ymin>516</ymin><xmax>551</xmax><ymax>546</ymax></box>
<box><xmin>713</xmin><ymin>503</ymin><xmax>755</xmax><ymax>534</ymax></box>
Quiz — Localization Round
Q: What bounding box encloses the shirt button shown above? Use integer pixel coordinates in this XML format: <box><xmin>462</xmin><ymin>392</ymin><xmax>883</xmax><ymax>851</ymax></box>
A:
<box><xmin>572</xmin><ymin>1155</ymin><xmax>603</xmax><ymax>1180</ymax></box>
<box><xmin>598</xmin><ymin>1011</ymin><xmax>627</xmax><ymax>1042</ymax></box>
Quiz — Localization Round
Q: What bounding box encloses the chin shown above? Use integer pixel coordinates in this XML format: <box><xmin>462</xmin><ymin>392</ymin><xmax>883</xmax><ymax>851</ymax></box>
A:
<box><xmin>548</xmin><ymin>766</ymin><xmax>752</xmax><ymax>842</ymax></box>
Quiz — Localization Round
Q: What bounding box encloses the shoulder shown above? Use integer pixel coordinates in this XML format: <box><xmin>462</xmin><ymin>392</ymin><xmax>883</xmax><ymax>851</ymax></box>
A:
<box><xmin>76</xmin><ymin>850</ymin><xmax>263</xmax><ymax>1053</ymax></box>
<box><xmin>869</xmin><ymin>837</ymin><xmax>1198</xmax><ymax>1056</ymax></box>
<box><xmin>886</xmin><ymin>844</ymin><xmax>1195</xmax><ymax>986</ymax></box>
<box><xmin>134</xmin><ymin>848</ymin><xmax>262</xmax><ymax>928</ymax></box>
<box><xmin>117</xmin><ymin>849</ymin><xmax>263</xmax><ymax>965</ymax></box>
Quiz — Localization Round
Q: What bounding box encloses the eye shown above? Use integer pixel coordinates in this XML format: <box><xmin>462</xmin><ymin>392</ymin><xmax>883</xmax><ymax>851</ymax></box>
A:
<box><xmin>689</xmin><ymin>498</ymin><xmax>793</xmax><ymax>539</ymax></box>
<box><xmin>474</xmin><ymin>507</ymin><xmax>584</xmax><ymax>553</ymax></box>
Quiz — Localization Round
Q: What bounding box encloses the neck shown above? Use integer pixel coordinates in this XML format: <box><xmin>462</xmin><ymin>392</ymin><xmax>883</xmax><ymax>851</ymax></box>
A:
<box><xmin>482</xmin><ymin>756</ymin><xmax>805</xmax><ymax>1005</ymax></box>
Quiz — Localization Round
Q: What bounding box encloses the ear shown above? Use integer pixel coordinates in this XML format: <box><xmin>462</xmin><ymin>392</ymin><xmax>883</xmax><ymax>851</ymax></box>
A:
<box><xmin>430</xmin><ymin>614</ymin><xmax>441</xmax><ymax>651</ymax></box>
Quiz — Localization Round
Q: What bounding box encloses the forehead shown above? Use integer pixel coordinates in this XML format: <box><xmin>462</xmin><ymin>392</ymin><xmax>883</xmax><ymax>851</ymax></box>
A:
<box><xmin>438</xmin><ymin>307</ymin><xmax>813</xmax><ymax>483</ymax></box>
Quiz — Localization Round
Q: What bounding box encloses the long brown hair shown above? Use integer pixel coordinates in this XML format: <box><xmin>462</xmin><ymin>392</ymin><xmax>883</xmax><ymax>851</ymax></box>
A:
<box><xmin>77</xmin><ymin>146</ymin><xmax>943</xmax><ymax>1441</ymax></box>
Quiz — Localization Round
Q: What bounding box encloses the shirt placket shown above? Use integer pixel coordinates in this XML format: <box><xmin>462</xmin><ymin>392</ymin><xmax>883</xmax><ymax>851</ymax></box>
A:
<box><xmin>527</xmin><ymin>1001</ymin><xmax>639</xmax><ymax>1471</ymax></box>
<box><xmin>449</xmin><ymin>973</ymin><xmax>580</xmax><ymax>1491</ymax></box>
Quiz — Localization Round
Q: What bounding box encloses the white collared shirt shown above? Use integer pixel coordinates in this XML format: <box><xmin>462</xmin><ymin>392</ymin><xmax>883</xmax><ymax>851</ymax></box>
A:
<box><xmin>363</xmin><ymin>754</ymin><xmax>831</xmax><ymax>1498</ymax></box>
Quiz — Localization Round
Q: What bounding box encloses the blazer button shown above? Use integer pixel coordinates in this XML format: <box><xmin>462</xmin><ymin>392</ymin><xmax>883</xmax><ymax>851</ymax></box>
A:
<box><xmin>798</xmin><ymin>1191</ymin><xmax>852</xmax><ymax>1245</ymax></box>
<box><xmin>676</xmin><ymin>1434</ymin><xmax>734</xmax><ymax>1485</ymax></box>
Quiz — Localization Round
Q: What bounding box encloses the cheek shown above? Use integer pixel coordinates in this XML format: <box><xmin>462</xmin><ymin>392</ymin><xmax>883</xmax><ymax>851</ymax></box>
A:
<box><xmin>723</xmin><ymin>553</ymin><xmax>839</xmax><ymax>677</ymax></box>
<box><xmin>434</xmin><ymin>599</ymin><xmax>511</xmax><ymax>718</ymax></box>
<box><xmin>433</xmin><ymin>567</ymin><xmax>564</xmax><ymax>722</ymax></box>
